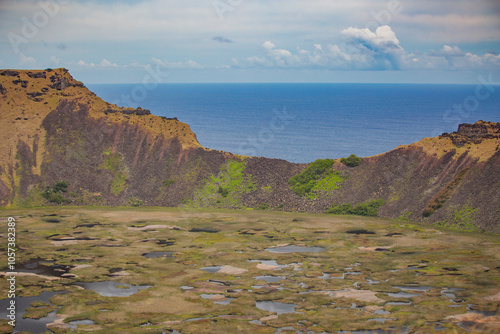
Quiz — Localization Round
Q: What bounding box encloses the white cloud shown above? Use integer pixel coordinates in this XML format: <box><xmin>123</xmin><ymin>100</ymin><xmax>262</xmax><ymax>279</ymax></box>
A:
<box><xmin>152</xmin><ymin>57</ymin><xmax>203</xmax><ymax>69</ymax></box>
<box><xmin>241</xmin><ymin>26</ymin><xmax>500</xmax><ymax>71</ymax></box>
<box><xmin>19</xmin><ymin>53</ymin><xmax>37</xmax><ymax>66</ymax></box>
<box><xmin>100</xmin><ymin>59</ymin><xmax>119</xmax><ymax>67</ymax></box>
<box><xmin>77</xmin><ymin>60</ymin><xmax>95</xmax><ymax>67</ymax></box>
<box><xmin>50</xmin><ymin>55</ymin><xmax>62</xmax><ymax>66</ymax></box>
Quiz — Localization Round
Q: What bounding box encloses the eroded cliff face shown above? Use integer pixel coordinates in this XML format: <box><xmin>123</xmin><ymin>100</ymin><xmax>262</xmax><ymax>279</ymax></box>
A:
<box><xmin>1</xmin><ymin>69</ymin><xmax>499</xmax><ymax>231</ymax></box>
<box><xmin>0</xmin><ymin>68</ymin><xmax>203</xmax><ymax>205</ymax></box>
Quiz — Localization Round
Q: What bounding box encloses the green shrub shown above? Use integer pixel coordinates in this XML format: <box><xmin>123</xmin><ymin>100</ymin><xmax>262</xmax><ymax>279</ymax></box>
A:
<box><xmin>163</xmin><ymin>179</ymin><xmax>176</xmax><ymax>187</ymax></box>
<box><xmin>53</xmin><ymin>181</ymin><xmax>68</xmax><ymax>193</ymax></box>
<box><xmin>42</xmin><ymin>181</ymin><xmax>69</xmax><ymax>203</ymax></box>
<box><xmin>288</xmin><ymin>159</ymin><xmax>344</xmax><ymax>197</ymax></box>
<box><xmin>48</xmin><ymin>192</ymin><xmax>66</xmax><ymax>204</ymax></box>
<box><xmin>218</xmin><ymin>186</ymin><xmax>229</xmax><ymax>197</ymax></box>
<box><xmin>340</xmin><ymin>154</ymin><xmax>361</xmax><ymax>167</ymax></box>
<box><xmin>325</xmin><ymin>199</ymin><xmax>385</xmax><ymax>217</ymax></box>
<box><xmin>128</xmin><ymin>197</ymin><xmax>144</xmax><ymax>207</ymax></box>
<box><xmin>42</xmin><ymin>187</ymin><xmax>53</xmax><ymax>200</ymax></box>
<box><xmin>257</xmin><ymin>203</ymin><xmax>270</xmax><ymax>210</ymax></box>
<box><xmin>396</xmin><ymin>211</ymin><xmax>412</xmax><ymax>222</ymax></box>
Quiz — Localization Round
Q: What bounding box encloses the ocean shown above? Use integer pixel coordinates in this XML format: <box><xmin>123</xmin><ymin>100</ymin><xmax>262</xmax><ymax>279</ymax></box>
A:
<box><xmin>87</xmin><ymin>83</ymin><xmax>500</xmax><ymax>163</ymax></box>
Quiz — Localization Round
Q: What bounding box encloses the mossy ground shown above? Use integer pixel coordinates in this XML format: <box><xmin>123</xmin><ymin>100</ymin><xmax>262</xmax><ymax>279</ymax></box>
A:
<box><xmin>0</xmin><ymin>207</ymin><xmax>499</xmax><ymax>333</ymax></box>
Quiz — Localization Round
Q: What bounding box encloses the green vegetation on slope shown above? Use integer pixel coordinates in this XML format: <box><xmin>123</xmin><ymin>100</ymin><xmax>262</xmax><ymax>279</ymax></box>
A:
<box><xmin>288</xmin><ymin>159</ymin><xmax>344</xmax><ymax>198</ymax></box>
<box><xmin>99</xmin><ymin>148</ymin><xmax>128</xmax><ymax>196</ymax></box>
<box><xmin>340</xmin><ymin>154</ymin><xmax>362</xmax><ymax>167</ymax></box>
<box><xmin>437</xmin><ymin>205</ymin><xmax>479</xmax><ymax>231</ymax></box>
<box><xmin>325</xmin><ymin>199</ymin><xmax>385</xmax><ymax>217</ymax></box>
<box><xmin>189</xmin><ymin>159</ymin><xmax>255</xmax><ymax>208</ymax></box>
<box><xmin>41</xmin><ymin>181</ymin><xmax>69</xmax><ymax>204</ymax></box>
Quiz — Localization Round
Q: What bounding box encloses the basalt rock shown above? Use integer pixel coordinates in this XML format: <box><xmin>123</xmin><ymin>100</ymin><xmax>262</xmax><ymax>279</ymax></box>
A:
<box><xmin>441</xmin><ymin>121</ymin><xmax>500</xmax><ymax>147</ymax></box>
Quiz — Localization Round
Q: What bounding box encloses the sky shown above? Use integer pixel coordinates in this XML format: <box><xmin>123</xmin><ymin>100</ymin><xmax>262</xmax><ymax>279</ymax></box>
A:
<box><xmin>0</xmin><ymin>0</ymin><xmax>500</xmax><ymax>84</ymax></box>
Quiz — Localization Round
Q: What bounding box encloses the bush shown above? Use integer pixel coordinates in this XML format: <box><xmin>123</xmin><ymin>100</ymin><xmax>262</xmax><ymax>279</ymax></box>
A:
<box><xmin>42</xmin><ymin>181</ymin><xmax>69</xmax><ymax>203</ymax></box>
<box><xmin>163</xmin><ymin>179</ymin><xmax>176</xmax><ymax>187</ymax></box>
<box><xmin>325</xmin><ymin>199</ymin><xmax>385</xmax><ymax>217</ymax></box>
<box><xmin>257</xmin><ymin>203</ymin><xmax>270</xmax><ymax>210</ymax></box>
<box><xmin>288</xmin><ymin>159</ymin><xmax>344</xmax><ymax>197</ymax></box>
<box><xmin>340</xmin><ymin>154</ymin><xmax>361</xmax><ymax>167</ymax></box>
<box><xmin>218</xmin><ymin>186</ymin><xmax>229</xmax><ymax>197</ymax></box>
<box><xmin>48</xmin><ymin>192</ymin><xmax>66</xmax><ymax>204</ymax></box>
<box><xmin>53</xmin><ymin>181</ymin><xmax>68</xmax><ymax>193</ymax></box>
<box><xmin>128</xmin><ymin>197</ymin><xmax>144</xmax><ymax>207</ymax></box>
<box><xmin>396</xmin><ymin>211</ymin><xmax>412</xmax><ymax>222</ymax></box>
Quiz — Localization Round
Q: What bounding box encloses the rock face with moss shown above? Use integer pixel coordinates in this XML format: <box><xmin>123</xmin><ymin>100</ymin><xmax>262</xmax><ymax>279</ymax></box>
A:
<box><xmin>0</xmin><ymin>69</ymin><xmax>499</xmax><ymax>232</ymax></box>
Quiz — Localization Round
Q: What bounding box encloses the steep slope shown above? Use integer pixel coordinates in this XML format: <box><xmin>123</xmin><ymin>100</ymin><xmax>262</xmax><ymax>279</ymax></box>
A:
<box><xmin>0</xmin><ymin>68</ymin><xmax>215</xmax><ymax>206</ymax></box>
<box><xmin>0</xmin><ymin>69</ymin><xmax>499</xmax><ymax>231</ymax></box>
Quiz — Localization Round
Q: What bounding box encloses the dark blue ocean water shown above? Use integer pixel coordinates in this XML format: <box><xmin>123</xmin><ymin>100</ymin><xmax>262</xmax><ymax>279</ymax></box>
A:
<box><xmin>87</xmin><ymin>83</ymin><xmax>500</xmax><ymax>163</ymax></box>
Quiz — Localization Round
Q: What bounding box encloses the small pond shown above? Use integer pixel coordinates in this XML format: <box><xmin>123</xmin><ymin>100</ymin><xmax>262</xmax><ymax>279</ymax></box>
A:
<box><xmin>75</xmin><ymin>281</ymin><xmax>151</xmax><ymax>297</ymax></box>
<box><xmin>255</xmin><ymin>301</ymin><xmax>296</xmax><ymax>314</ymax></box>
<box><xmin>200</xmin><ymin>266</ymin><xmax>222</xmax><ymax>273</ymax></box>
<box><xmin>386</xmin><ymin>291</ymin><xmax>420</xmax><ymax>299</ymax></box>
<box><xmin>253</xmin><ymin>275</ymin><xmax>286</xmax><ymax>283</ymax></box>
<box><xmin>142</xmin><ymin>251</ymin><xmax>173</xmax><ymax>258</ymax></box>
<box><xmin>67</xmin><ymin>319</ymin><xmax>95</xmax><ymax>329</ymax></box>
<box><xmin>393</xmin><ymin>285</ymin><xmax>432</xmax><ymax>292</ymax></box>
<box><xmin>265</xmin><ymin>245</ymin><xmax>325</xmax><ymax>253</ymax></box>
<box><xmin>200</xmin><ymin>294</ymin><xmax>234</xmax><ymax>305</ymax></box>
<box><xmin>248</xmin><ymin>260</ymin><xmax>289</xmax><ymax>269</ymax></box>
<box><xmin>0</xmin><ymin>291</ymin><xmax>66</xmax><ymax>333</ymax></box>
<box><xmin>18</xmin><ymin>258</ymin><xmax>72</xmax><ymax>277</ymax></box>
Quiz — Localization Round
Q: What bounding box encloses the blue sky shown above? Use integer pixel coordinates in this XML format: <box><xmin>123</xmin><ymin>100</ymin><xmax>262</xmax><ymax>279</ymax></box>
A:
<box><xmin>1</xmin><ymin>0</ymin><xmax>499</xmax><ymax>83</ymax></box>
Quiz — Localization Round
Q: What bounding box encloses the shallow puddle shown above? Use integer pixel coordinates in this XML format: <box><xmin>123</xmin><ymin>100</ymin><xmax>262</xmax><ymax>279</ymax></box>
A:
<box><xmin>254</xmin><ymin>275</ymin><xmax>286</xmax><ymax>283</ymax></box>
<box><xmin>0</xmin><ymin>291</ymin><xmax>66</xmax><ymax>333</ymax></box>
<box><xmin>189</xmin><ymin>227</ymin><xmax>220</xmax><ymax>233</ymax></box>
<box><xmin>346</xmin><ymin>229</ymin><xmax>375</xmax><ymax>235</ymax></box>
<box><xmin>255</xmin><ymin>300</ymin><xmax>296</xmax><ymax>314</ymax></box>
<box><xmin>369</xmin><ymin>318</ymin><xmax>393</xmax><ymax>323</ymax></box>
<box><xmin>18</xmin><ymin>258</ymin><xmax>72</xmax><ymax>277</ymax></box>
<box><xmin>249</xmin><ymin>259</ymin><xmax>289</xmax><ymax>269</ymax></box>
<box><xmin>200</xmin><ymin>294</ymin><xmax>234</xmax><ymax>305</ymax></box>
<box><xmin>387</xmin><ymin>291</ymin><xmax>419</xmax><ymax>298</ymax></box>
<box><xmin>265</xmin><ymin>245</ymin><xmax>325</xmax><ymax>253</ymax></box>
<box><xmin>67</xmin><ymin>319</ymin><xmax>95</xmax><ymax>329</ymax></box>
<box><xmin>142</xmin><ymin>251</ymin><xmax>173</xmax><ymax>258</ymax></box>
<box><xmin>200</xmin><ymin>266</ymin><xmax>222</xmax><ymax>273</ymax></box>
<box><xmin>393</xmin><ymin>285</ymin><xmax>432</xmax><ymax>291</ymax></box>
<box><xmin>76</xmin><ymin>281</ymin><xmax>151</xmax><ymax>297</ymax></box>
<box><xmin>385</xmin><ymin>301</ymin><xmax>412</xmax><ymax>305</ymax></box>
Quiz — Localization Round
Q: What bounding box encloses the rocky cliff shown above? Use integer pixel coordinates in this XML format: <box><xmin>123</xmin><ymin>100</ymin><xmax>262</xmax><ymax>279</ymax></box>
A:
<box><xmin>1</xmin><ymin>69</ymin><xmax>499</xmax><ymax>232</ymax></box>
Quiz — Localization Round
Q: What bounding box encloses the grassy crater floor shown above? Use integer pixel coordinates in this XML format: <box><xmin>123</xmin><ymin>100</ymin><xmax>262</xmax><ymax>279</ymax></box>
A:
<box><xmin>0</xmin><ymin>207</ymin><xmax>499</xmax><ymax>333</ymax></box>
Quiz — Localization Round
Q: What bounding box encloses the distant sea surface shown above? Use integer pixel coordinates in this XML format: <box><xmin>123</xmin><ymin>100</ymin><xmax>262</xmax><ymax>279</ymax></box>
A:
<box><xmin>87</xmin><ymin>83</ymin><xmax>500</xmax><ymax>163</ymax></box>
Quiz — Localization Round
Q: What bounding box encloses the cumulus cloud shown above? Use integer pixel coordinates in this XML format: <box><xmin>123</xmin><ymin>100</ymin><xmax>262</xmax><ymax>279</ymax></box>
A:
<box><xmin>241</xmin><ymin>25</ymin><xmax>500</xmax><ymax>71</ymax></box>
<box><xmin>152</xmin><ymin>57</ymin><xmax>203</xmax><ymax>69</ymax></box>
<box><xmin>100</xmin><ymin>59</ymin><xmax>119</xmax><ymax>67</ymax></box>
<box><xmin>19</xmin><ymin>53</ymin><xmax>37</xmax><ymax>67</ymax></box>
<box><xmin>50</xmin><ymin>55</ymin><xmax>62</xmax><ymax>66</ymax></box>
<box><xmin>77</xmin><ymin>60</ymin><xmax>95</xmax><ymax>67</ymax></box>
